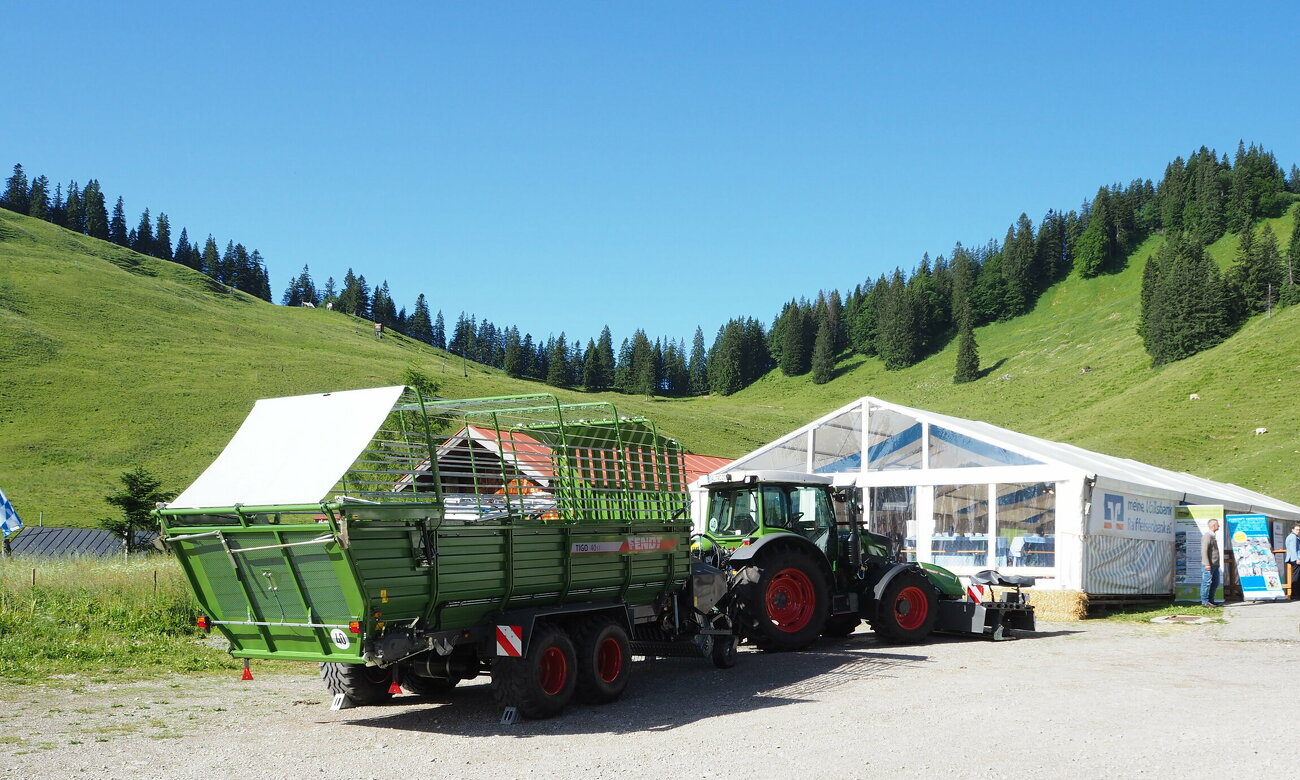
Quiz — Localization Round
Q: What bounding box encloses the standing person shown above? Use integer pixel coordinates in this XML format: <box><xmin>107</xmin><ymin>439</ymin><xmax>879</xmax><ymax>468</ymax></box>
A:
<box><xmin>1285</xmin><ymin>522</ymin><xmax>1300</xmax><ymax>600</ymax></box>
<box><xmin>1201</xmin><ymin>518</ymin><xmax>1221</xmax><ymax>607</ymax></box>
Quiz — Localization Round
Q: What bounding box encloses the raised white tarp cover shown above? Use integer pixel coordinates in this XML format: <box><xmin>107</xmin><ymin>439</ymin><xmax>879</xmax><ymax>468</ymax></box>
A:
<box><xmin>168</xmin><ymin>386</ymin><xmax>406</xmax><ymax>509</ymax></box>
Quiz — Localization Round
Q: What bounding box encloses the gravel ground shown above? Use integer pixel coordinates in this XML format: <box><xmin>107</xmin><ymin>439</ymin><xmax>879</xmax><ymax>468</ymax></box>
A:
<box><xmin>3</xmin><ymin>604</ymin><xmax>1297</xmax><ymax>779</ymax></box>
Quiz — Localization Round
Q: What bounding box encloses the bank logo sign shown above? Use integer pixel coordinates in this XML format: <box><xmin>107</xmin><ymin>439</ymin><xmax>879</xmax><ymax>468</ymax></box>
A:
<box><xmin>1093</xmin><ymin>492</ymin><xmax>1175</xmax><ymax>540</ymax></box>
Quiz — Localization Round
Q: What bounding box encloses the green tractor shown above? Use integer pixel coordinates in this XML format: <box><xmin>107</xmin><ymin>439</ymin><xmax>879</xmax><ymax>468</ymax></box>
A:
<box><xmin>694</xmin><ymin>470</ymin><xmax>1034</xmax><ymax>650</ymax></box>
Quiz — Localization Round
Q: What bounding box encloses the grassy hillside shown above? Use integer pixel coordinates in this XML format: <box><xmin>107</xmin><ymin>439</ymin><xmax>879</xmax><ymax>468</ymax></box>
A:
<box><xmin>2</xmin><ymin>205</ymin><xmax>1298</xmax><ymax>527</ymax></box>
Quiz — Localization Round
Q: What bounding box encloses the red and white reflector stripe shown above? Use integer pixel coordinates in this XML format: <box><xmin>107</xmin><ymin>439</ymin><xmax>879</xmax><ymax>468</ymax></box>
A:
<box><xmin>967</xmin><ymin>584</ymin><xmax>991</xmax><ymax>603</ymax></box>
<box><xmin>496</xmin><ymin>625</ymin><xmax>523</xmax><ymax>657</ymax></box>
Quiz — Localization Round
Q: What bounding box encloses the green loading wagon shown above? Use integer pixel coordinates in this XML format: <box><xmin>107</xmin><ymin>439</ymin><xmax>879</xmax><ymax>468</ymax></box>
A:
<box><xmin>157</xmin><ymin>387</ymin><xmax>735</xmax><ymax>719</ymax></box>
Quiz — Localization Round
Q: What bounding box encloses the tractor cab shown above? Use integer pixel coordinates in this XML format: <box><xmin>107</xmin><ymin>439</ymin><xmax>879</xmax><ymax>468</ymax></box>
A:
<box><xmin>699</xmin><ymin>471</ymin><xmax>838</xmax><ymax>560</ymax></box>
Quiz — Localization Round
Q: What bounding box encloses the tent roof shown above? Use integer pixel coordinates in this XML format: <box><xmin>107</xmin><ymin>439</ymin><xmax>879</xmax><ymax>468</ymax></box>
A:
<box><xmin>719</xmin><ymin>396</ymin><xmax>1300</xmax><ymax>521</ymax></box>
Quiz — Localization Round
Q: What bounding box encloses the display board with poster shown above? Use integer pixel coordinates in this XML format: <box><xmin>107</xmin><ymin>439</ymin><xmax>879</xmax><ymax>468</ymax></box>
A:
<box><xmin>1225</xmin><ymin>514</ymin><xmax>1285</xmax><ymax>600</ymax></box>
<box><xmin>1174</xmin><ymin>505</ymin><xmax>1224</xmax><ymax>603</ymax></box>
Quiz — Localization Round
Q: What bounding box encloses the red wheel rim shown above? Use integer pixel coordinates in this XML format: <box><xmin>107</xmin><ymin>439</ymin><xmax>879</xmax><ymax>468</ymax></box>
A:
<box><xmin>539</xmin><ymin>646</ymin><xmax>568</xmax><ymax>695</ymax></box>
<box><xmin>766</xmin><ymin>567</ymin><xmax>816</xmax><ymax>632</ymax></box>
<box><xmin>894</xmin><ymin>586</ymin><xmax>929</xmax><ymax>631</ymax></box>
<box><xmin>596</xmin><ymin>637</ymin><xmax>624</xmax><ymax>683</ymax></box>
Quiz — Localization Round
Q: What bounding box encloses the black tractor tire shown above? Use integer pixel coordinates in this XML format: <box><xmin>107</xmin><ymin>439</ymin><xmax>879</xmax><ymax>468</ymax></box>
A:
<box><xmin>821</xmin><ymin>614</ymin><xmax>861</xmax><ymax>638</ymax></box>
<box><xmin>733</xmin><ymin>546</ymin><xmax>829</xmax><ymax>652</ymax></box>
<box><xmin>711</xmin><ymin>635</ymin><xmax>739</xmax><ymax>668</ymax></box>
<box><xmin>492</xmin><ymin>623</ymin><xmax>577</xmax><ymax>719</ymax></box>
<box><xmin>573</xmin><ymin>618</ymin><xmax>632</xmax><ymax>704</ymax></box>
<box><xmin>400</xmin><ymin>673</ymin><xmax>458</xmax><ymax>698</ymax></box>
<box><xmin>320</xmin><ymin>662</ymin><xmax>393</xmax><ymax>706</ymax></box>
<box><xmin>870</xmin><ymin>569</ymin><xmax>939</xmax><ymax>644</ymax></box>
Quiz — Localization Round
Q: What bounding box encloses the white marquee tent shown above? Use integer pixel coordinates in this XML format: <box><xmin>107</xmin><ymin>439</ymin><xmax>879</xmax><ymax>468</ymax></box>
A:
<box><xmin>696</xmin><ymin>397</ymin><xmax>1300</xmax><ymax>595</ymax></box>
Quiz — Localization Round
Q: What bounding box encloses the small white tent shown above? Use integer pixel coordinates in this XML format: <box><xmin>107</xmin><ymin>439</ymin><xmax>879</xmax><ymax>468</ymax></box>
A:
<box><xmin>697</xmin><ymin>397</ymin><xmax>1300</xmax><ymax>596</ymax></box>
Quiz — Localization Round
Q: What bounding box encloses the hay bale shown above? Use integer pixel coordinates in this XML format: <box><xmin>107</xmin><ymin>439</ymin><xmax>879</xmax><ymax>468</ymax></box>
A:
<box><xmin>1022</xmin><ymin>589</ymin><xmax>1088</xmax><ymax>621</ymax></box>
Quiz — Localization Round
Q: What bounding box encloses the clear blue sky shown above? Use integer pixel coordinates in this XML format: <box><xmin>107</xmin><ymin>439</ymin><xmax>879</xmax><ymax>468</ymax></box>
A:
<box><xmin>7</xmin><ymin>2</ymin><xmax>1299</xmax><ymax>349</ymax></box>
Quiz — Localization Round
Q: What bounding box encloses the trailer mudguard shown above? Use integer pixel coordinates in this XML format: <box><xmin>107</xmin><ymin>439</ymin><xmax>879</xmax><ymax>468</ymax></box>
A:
<box><xmin>484</xmin><ymin>602</ymin><xmax>634</xmax><ymax>659</ymax></box>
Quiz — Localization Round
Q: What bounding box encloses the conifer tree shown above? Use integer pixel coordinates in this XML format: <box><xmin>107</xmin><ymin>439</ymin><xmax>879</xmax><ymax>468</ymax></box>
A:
<box><xmin>580</xmin><ymin>338</ymin><xmax>601</xmax><ymax>390</ymax></box>
<box><xmin>109</xmin><ymin>197</ymin><xmax>130</xmax><ymax>246</ymax></box>
<box><xmin>63</xmin><ymin>181</ymin><xmax>84</xmax><ymax>233</ymax></box>
<box><xmin>27</xmin><ymin>175</ymin><xmax>50</xmax><ymax>220</ymax></box>
<box><xmin>953</xmin><ymin>319</ymin><xmax>980</xmax><ymax>384</ymax></box>
<box><xmin>83</xmin><ymin>181</ymin><xmax>109</xmax><ymax>239</ymax></box>
<box><xmin>1283</xmin><ymin>207</ymin><xmax>1300</xmax><ymax>306</ymax></box>
<box><xmin>1001</xmin><ymin>214</ymin><xmax>1035</xmax><ymax>314</ymax></box>
<box><xmin>707</xmin><ymin>323</ymin><xmax>743</xmax><ymax>396</ymax></box>
<box><xmin>662</xmin><ymin>339</ymin><xmax>689</xmax><ymax>395</ymax></box>
<box><xmin>407</xmin><ymin>294</ymin><xmax>434</xmax><ymax>343</ymax></box>
<box><xmin>432</xmin><ymin>310</ymin><xmax>446</xmax><ymax>350</ymax></box>
<box><xmin>546</xmin><ymin>333</ymin><xmax>572</xmax><ymax>388</ymax></box>
<box><xmin>200</xmin><ymin>236</ymin><xmax>220</xmax><ymax>279</ymax></box>
<box><xmin>688</xmin><ymin>326</ymin><xmax>708</xmax><ymax>395</ymax></box>
<box><xmin>154</xmin><ymin>213</ymin><xmax>173</xmax><ymax>260</ymax></box>
<box><xmin>174</xmin><ymin>228</ymin><xmax>193</xmax><ymax>269</ymax></box>
<box><xmin>1141</xmin><ymin>237</ymin><xmax>1231</xmax><ymax>365</ymax></box>
<box><xmin>875</xmin><ymin>270</ymin><xmax>918</xmax><ymax>369</ymax></box>
<box><xmin>521</xmin><ymin>333</ymin><xmax>538</xmax><ymax>379</ymax></box>
<box><xmin>249</xmin><ymin>250</ymin><xmax>272</xmax><ymax>301</ymax></box>
<box><xmin>504</xmin><ymin>327</ymin><xmax>525</xmax><ymax>377</ymax></box>
<box><xmin>592</xmin><ymin>326</ymin><xmax>616</xmax><ymax>392</ymax></box>
<box><xmin>775</xmin><ymin>301</ymin><xmax>811</xmax><ymax>376</ymax></box>
<box><xmin>50</xmin><ymin>182</ymin><xmax>65</xmax><ymax>225</ymax></box>
<box><xmin>2</xmin><ymin>164</ymin><xmax>28</xmax><ymax>213</ymax></box>
<box><xmin>336</xmin><ymin>269</ymin><xmax>363</xmax><ymax>316</ymax></box>
<box><xmin>133</xmin><ymin>209</ymin><xmax>154</xmax><ymax>255</ymax></box>
<box><xmin>1232</xmin><ymin>225</ymin><xmax>1283</xmax><ymax>314</ymax></box>
<box><xmin>810</xmin><ymin>317</ymin><xmax>834</xmax><ymax>385</ymax></box>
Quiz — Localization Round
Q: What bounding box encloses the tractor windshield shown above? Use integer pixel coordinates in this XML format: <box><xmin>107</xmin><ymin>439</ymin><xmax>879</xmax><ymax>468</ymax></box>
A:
<box><xmin>760</xmin><ymin>485</ymin><xmax>834</xmax><ymax>551</ymax></box>
<box><xmin>706</xmin><ymin>488</ymin><xmax>758</xmax><ymax>536</ymax></box>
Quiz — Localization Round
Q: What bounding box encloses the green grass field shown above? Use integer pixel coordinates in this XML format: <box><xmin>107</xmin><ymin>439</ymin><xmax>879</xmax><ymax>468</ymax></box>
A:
<box><xmin>2</xmin><ymin>204</ymin><xmax>1298</xmax><ymax>529</ymax></box>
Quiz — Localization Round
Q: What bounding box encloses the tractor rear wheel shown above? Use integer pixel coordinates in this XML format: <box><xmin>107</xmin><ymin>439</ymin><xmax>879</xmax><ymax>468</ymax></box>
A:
<box><xmin>320</xmin><ymin>662</ymin><xmax>393</xmax><ymax>706</ymax></box>
<box><xmin>492</xmin><ymin>623</ymin><xmax>577</xmax><ymax>719</ymax></box>
<box><xmin>573</xmin><ymin>618</ymin><xmax>632</xmax><ymax>704</ymax></box>
<box><xmin>734</xmin><ymin>547</ymin><xmax>829</xmax><ymax>652</ymax></box>
<box><xmin>870</xmin><ymin>569</ymin><xmax>939</xmax><ymax>644</ymax></box>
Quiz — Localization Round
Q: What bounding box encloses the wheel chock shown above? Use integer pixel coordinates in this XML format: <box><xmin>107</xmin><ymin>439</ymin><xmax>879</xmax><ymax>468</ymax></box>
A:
<box><xmin>500</xmin><ymin>706</ymin><xmax>520</xmax><ymax>726</ymax></box>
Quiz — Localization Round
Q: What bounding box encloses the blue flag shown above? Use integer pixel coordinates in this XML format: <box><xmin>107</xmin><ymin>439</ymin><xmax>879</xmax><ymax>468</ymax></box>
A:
<box><xmin>0</xmin><ymin>488</ymin><xmax>22</xmax><ymax>538</ymax></box>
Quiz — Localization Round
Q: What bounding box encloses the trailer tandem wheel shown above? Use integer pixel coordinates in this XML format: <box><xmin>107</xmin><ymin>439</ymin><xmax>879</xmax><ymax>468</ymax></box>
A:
<box><xmin>573</xmin><ymin>618</ymin><xmax>632</xmax><ymax>704</ymax></box>
<box><xmin>320</xmin><ymin>662</ymin><xmax>394</xmax><ymax>706</ymax></box>
<box><xmin>400</xmin><ymin>674</ymin><xmax>458</xmax><ymax>698</ymax></box>
<box><xmin>492</xmin><ymin>623</ymin><xmax>578</xmax><ymax>719</ymax></box>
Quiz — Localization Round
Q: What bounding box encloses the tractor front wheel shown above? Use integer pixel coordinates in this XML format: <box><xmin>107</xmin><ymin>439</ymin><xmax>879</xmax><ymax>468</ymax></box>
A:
<box><xmin>734</xmin><ymin>547</ymin><xmax>829</xmax><ymax>652</ymax></box>
<box><xmin>492</xmin><ymin>623</ymin><xmax>577</xmax><ymax>719</ymax></box>
<box><xmin>870</xmin><ymin>569</ymin><xmax>939</xmax><ymax>644</ymax></box>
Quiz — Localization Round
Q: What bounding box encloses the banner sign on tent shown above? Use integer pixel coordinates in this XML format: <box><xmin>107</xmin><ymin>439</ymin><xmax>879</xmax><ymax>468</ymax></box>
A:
<box><xmin>1225</xmin><ymin>514</ymin><xmax>1285</xmax><ymax>600</ymax></box>
<box><xmin>1090</xmin><ymin>491</ymin><xmax>1175</xmax><ymax>541</ymax></box>
<box><xmin>1174</xmin><ymin>506</ymin><xmax>1224</xmax><ymax>603</ymax></box>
